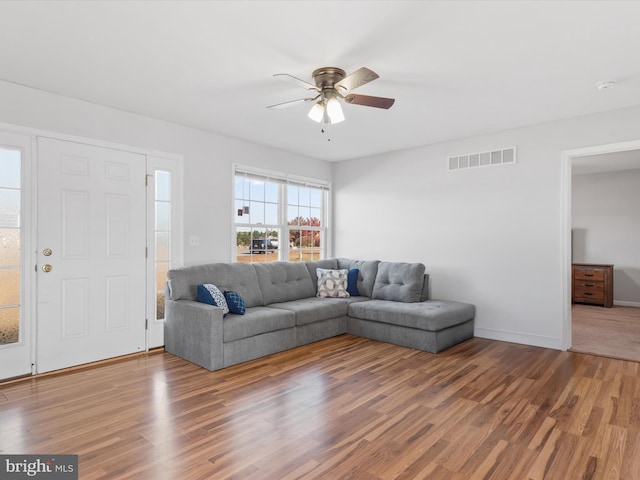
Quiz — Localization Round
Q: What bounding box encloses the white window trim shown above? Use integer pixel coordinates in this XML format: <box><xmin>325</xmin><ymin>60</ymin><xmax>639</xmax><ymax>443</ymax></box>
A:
<box><xmin>0</xmin><ymin>130</ymin><xmax>35</xmax><ymax>379</ymax></box>
<box><xmin>146</xmin><ymin>154</ymin><xmax>184</xmax><ymax>349</ymax></box>
<box><xmin>232</xmin><ymin>163</ymin><xmax>332</xmax><ymax>262</ymax></box>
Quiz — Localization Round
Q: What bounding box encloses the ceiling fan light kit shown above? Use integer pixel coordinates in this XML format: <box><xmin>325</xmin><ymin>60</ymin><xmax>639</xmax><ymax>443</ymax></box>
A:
<box><xmin>325</xmin><ymin>96</ymin><xmax>345</xmax><ymax>124</ymax></box>
<box><xmin>307</xmin><ymin>102</ymin><xmax>325</xmax><ymax>123</ymax></box>
<box><xmin>268</xmin><ymin>66</ymin><xmax>395</xmax><ymax>129</ymax></box>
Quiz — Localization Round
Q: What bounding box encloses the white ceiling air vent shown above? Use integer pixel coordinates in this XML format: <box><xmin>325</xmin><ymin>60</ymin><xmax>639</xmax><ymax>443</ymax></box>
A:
<box><xmin>448</xmin><ymin>146</ymin><xmax>516</xmax><ymax>171</ymax></box>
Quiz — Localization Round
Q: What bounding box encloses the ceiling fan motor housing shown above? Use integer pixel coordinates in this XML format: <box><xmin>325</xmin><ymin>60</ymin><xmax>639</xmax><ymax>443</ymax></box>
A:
<box><xmin>312</xmin><ymin>67</ymin><xmax>346</xmax><ymax>90</ymax></box>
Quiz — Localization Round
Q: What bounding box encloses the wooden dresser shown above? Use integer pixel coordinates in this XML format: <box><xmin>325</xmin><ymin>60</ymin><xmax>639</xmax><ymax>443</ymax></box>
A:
<box><xmin>572</xmin><ymin>263</ymin><xmax>614</xmax><ymax>308</ymax></box>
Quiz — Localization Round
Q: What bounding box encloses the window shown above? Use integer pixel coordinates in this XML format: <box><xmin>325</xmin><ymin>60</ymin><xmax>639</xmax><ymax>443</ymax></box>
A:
<box><xmin>0</xmin><ymin>147</ymin><xmax>21</xmax><ymax>345</ymax></box>
<box><xmin>146</xmin><ymin>154</ymin><xmax>183</xmax><ymax>349</ymax></box>
<box><xmin>154</xmin><ymin>170</ymin><xmax>171</xmax><ymax>320</ymax></box>
<box><xmin>234</xmin><ymin>166</ymin><xmax>330</xmax><ymax>263</ymax></box>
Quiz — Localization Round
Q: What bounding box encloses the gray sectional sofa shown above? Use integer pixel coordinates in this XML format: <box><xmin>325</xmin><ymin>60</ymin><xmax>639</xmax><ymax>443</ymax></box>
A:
<box><xmin>164</xmin><ymin>258</ymin><xmax>475</xmax><ymax>371</ymax></box>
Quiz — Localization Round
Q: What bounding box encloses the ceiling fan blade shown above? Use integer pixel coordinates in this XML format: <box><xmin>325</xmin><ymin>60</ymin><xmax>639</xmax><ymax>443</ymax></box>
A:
<box><xmin>266</xmin><ymin>97</ymin><xmax>316</xmax><ymax>110</ymax></box>
<box><xmin>273</xmin><ymin>73</ymin><xmax>320</xmax><ymax>91</ymax></box>
<box><xmin>335</xmin><ymin>67</ymin><xmax>379</xmax><ymax>93</ymax></box>
<box><xmin>343</xmin><ymin>94</ymin><xmax>395</xmax><ymax>109</ymax></box>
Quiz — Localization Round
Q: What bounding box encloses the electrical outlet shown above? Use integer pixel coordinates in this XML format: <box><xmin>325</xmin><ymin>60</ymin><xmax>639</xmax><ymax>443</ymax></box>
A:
<box><xmin>189</xmin><ymin>236</ymin><xmax>200</xmax><ymax>247</ymax></box>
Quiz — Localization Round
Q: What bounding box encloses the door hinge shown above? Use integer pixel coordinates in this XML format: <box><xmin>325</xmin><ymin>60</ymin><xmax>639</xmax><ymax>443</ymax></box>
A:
<box><xmin>145</xmin><ymin>246</ymin><xmax>148</xmax><ymax>258</ymax></box>
<box><xmin>145</xmin><ymin>318</ymin><xmax>148</xmax><ymax>330</ymax></box>
<box><xmin>145</xmin><ymin>174</ymin><xmax>153</xmax><ymax>187</ymax></box>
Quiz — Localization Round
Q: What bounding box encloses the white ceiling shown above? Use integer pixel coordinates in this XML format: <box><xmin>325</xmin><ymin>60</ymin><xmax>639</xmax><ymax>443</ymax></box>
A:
<box><xmin>2</xmin><ymin>1</ymin><xmax>640</xmax><ymax>162</ymax></box>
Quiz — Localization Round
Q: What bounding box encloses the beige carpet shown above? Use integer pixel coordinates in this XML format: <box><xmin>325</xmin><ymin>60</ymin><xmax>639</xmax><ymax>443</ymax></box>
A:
<box><xmin>571</xmin><ymin>304</ymin><xmax>640</xmax><ymax>362</ymax></box>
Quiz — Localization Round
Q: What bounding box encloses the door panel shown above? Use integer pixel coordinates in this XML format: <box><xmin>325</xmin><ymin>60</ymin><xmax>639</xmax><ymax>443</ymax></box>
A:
<box><xmin>36</xmin><ymin>138</ymin><xmax>146</xmax><ymax>373</ymax></box>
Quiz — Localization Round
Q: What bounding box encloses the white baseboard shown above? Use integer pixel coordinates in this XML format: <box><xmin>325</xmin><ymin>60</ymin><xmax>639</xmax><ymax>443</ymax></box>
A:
<box><xmin>474</xmin><ymin>327</ymin><xmax>563</xmax><ymax>351</ymax></box>
<box><xmin>614</xmin><ymin>300</ymin><xmax>640</xmax><ymax>307</ymax></box>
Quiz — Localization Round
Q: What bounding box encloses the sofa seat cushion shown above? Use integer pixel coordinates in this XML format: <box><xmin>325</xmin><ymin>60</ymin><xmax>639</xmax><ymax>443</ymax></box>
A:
<box><xmin>268</xmin><ymin>297</ymin><xmax>368</xmax><ymax>326</ymax></box>
<box><xmin>223</xmin><ymin>306</ymin><xmax>295</xmax><ymax>342</ymax></box>
<box><xmin>348</xmin><ymin>299</ymin><xmax>475</xmax><ymax>332</ymax></box>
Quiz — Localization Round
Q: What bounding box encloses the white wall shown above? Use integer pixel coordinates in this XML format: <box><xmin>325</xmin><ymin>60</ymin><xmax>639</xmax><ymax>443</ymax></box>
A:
<box><xmin>0</xmin><ymin>80</ymin><xmax>332</xmax><ymax>266</ymax></box>
<box><xmin>572</xmin><ymin>168</ymin><xmax>640</xmax><ymax>305</ymax></box>
<box><xmin>5</xmin><ymin>79</ymin><xmax>640</xmax><ymax>351</ymax></box>
<box><xmin>333</xmin><ymin>105</ymin><xmax>640</xmax><ymax>349</ymax></box>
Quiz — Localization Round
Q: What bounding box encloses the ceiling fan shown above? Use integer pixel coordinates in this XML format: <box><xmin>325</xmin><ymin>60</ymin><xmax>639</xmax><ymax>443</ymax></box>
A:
<box><xmin>267</xmin><ymin>67</ymin><xmax>395</xmax><ymax>125</ymax></box>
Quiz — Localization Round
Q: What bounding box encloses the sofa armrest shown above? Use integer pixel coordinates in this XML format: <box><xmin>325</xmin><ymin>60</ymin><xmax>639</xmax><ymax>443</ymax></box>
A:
<box><xmin>164</xmin><ymin>299</ymin><xmax>224</xmax><ymax>371</ymax></box>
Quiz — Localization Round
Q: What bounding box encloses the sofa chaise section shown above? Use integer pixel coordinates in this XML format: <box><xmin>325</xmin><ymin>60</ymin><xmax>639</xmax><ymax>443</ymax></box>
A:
<box><xmin>348</xmin><ymin>299</ymin><xmax>475</xmax><ymax>353</ymax></box>
<box><xmin>345</xmin><ymin>261</ymin><xmax>475</xmax><ymax>353</ymax></box>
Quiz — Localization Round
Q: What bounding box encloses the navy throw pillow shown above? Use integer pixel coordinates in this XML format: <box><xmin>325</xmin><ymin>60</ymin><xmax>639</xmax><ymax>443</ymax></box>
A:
<box><xmin>224</xmin><ymin>291</ymin><xmax>246</xmax><ymax>315</ymax></box>
<box><xmin>347</xmin><ymin>268</ymin><xmax>360</xmax><ymax>296</ymax></box>
<box><xmin>197</xmin><ymin>284</ymin><xmax>230</xmax><ymax>316</ymax></box>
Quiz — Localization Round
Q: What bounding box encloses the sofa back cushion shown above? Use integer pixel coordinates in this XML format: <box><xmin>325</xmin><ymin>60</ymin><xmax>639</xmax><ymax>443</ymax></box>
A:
<box><xmin>253</xmin><ymin>261</ymin><xmax>316</xmax><ymax>304</ymax></box>
<box><xmin>372</xmin><ymin>261</ymin><xmax>426</xmax><ymax>303</ymax></box>
<box><xmin>337</xmin><ymin>258</ymin><xmax>380</xmax><ymax>297</ymax></box>
<box><xmin>167</xmin><ymin>263</ymin><xmax>264</xmax><ymax>307</ymax></box>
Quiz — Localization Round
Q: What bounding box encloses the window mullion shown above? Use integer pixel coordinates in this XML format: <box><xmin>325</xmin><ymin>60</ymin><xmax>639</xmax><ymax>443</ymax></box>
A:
<box><xmin>281</xmin><ymin>181</ymin><xmax>288</xmax><ymax>262</ymax></box>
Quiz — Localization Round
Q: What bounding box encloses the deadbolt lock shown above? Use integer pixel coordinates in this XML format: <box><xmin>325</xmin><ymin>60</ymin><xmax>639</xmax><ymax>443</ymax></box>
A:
<box><xmin>42</xmin><ymin>264</ymin><xmax>53</xmax><ymax>273</ymax></box>
<box><xmin>43</xmin><ymin>248</ymin><xmax>53</xmax><ymax>256</ymax></box>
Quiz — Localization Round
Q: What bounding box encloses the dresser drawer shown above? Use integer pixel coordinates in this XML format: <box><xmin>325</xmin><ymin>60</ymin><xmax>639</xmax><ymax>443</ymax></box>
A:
<box><xmin>574</xmin><ymin>279</ymin><xmax>603</xmax><ymax>289</ymax></box>
<box><xmin>573</xmin><ymin>268</ymin><xmax>605</xmax><ymax>281</ymax></box>
<box><xmin>574</xmin><ymin>285</ymin><xmax>604</xmax><ymax>301</ymax></box>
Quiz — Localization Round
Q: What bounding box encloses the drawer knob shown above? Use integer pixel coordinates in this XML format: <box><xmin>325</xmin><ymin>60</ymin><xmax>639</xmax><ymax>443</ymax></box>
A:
<box><xmin>584</xmin><ymin>292</ymin><xmax>594</xmax><ymax>296</ymax></box>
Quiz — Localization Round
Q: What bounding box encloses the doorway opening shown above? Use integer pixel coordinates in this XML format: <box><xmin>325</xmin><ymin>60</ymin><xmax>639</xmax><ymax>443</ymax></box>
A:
<box><xmin>561</xmin><ymin>140</ymin><xmax>640</xmax><ymax>361</ymax></box>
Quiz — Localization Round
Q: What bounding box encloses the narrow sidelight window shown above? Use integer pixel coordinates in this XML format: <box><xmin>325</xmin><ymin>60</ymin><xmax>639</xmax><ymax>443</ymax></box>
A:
<box><xmin>0</xmin><ymin>147</ymin><xmax>22</xmax><ymax>345</ymax></box>
<box><xmin>155</xmin><ymin>170</ymin><xmax>171</xmax><ymax>320</ymax></box>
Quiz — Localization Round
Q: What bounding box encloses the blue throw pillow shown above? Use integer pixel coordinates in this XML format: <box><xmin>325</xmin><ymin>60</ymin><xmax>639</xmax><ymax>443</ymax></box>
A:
<box><xmin>347</xmin><ymin>268</ymin><xmax>360</xmax><ymax>296</ymax></box>
<box><xmin>224</xmin><ymin>291</ymin><xmax>246</xmax><ymax>315</ymax></box>
<box><xmin>197</xmin><ymin>284</ymin><xmax>230</xmax><ymax>316</ymax></box>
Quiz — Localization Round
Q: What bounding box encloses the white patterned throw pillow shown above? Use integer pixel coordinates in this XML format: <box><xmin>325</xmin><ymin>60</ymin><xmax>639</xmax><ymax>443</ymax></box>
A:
<box><xmin>196</xmin><ymin>283</ymin><xmax>230</xmax><ymax>315</ymax></box>
<box><xmin>316</xmin><ymin>268</ymin><xmax>350</xmax><ymax>298</ymax></box>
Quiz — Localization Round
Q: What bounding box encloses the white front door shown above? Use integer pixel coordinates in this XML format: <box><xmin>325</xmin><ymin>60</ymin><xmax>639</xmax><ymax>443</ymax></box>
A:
<box><xmin>36</xmin><ymin>138</ymin><xmax>147</xmax><ymax>373</ymax></box>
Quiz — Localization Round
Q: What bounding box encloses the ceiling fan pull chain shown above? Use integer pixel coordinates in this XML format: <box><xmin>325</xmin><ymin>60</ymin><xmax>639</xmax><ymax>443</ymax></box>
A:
<box><xmin>321</xmin><ymin>119</ymin><xmax>331</xmax><ymax>142</ymax></box>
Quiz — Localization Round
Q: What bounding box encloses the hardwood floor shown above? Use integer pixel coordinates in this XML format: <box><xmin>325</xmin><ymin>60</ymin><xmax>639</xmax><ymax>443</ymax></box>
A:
<box><xmin>572</xmin><ymin>304</ymin><xmax>640</xmax><ymax>363</ymax></box>
<box><xmin>1</xmin><ymin>335</ymin><xmax>639</xmax><ymax>479</ymax></box>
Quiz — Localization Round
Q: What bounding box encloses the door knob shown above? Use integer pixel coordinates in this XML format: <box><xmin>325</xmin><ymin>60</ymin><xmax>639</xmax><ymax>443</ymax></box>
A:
<box><xmin>42</xmin><ymin>264</ymin><xmax>53</xmax><ymax>273</ymax></box>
